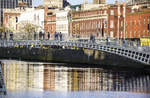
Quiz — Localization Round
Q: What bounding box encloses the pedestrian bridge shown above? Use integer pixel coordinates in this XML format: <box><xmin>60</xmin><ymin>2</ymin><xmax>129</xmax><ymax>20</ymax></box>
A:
<box><xmin>0</xmin><ymin>40</ymin><xmax>150</xmax><ymax>66</ymax></box>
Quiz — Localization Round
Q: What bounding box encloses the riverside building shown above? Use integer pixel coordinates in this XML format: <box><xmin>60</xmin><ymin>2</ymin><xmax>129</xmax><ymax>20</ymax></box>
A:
<box><xmin>0</xmin><ymin>0</ymin><xmax>33</xmax><ymax>26</ymax></box>
<box><xmin>44</xmin><ymin>3</ymin><xmax>150</xmax><ymax>40</ymax></box>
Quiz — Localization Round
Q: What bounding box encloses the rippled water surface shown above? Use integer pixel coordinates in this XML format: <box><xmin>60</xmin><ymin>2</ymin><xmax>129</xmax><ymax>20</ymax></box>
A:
<box><xmin>0</xmin><ymin>60</ymin><xmax>150</xmax><ymax>98</ymax></box>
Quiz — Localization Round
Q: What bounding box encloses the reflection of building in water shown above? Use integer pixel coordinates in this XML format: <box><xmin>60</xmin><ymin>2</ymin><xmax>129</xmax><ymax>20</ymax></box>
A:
<box><xmin>1</xmin><ymin>61</ymin><xmax>150</xmax><ymax>93</ymax></box>
<box><xmin>43</xmin><ymin>65</ymin><xmax>150</xmax><ymax>93</ymax></box>
<box><xmin>44</xmin><ymin>65</ymin><xmax>69</xmax><ymax>91</ymax></box>
<box><xmin>28</xmin><ymin>64</ymin><xmax>44</xmax><ymax>90</ymax></box>
<box><xmin>2</xmin><ymin>61</ymin><xmax>28</xmax><ymax>90</ymax></box>
<box><xmin>44</xmin><ymin>65</ymin><xmax>56</xmax><ymax>91</ymax></box>
<box><xmin>55</xmin><ymin>67</ymin><xmax>68</xmax><ymax>91</ymax></box>
<box><xmin>71</xmin><ymin>68</ymin><xmax>114</xmax><ymax>91</ymax></box>
<box><xmin>2</xmin><ymin>61</ymin><xmax>44</xmax><ymax>90</ymax></box>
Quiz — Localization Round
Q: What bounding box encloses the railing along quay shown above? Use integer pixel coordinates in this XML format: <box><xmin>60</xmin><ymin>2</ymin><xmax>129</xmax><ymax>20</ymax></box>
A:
<box><xmin>0</xmin><ymin>40</ymin><xmax>150</xmax><ymax>65</ymax></box>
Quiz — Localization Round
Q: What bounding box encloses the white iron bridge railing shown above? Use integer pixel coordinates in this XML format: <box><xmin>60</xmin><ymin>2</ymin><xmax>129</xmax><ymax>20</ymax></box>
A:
<box><xmin>0</xmin><ymin>40</ymin><xmax>150</xmax><ymax>65</ymax></box>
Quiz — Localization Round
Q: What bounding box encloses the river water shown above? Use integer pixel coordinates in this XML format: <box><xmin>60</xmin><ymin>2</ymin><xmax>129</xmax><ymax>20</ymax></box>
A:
<box><xmin>0</xmin><ymin>60</ymin><xmax>150</xmax><ymax>98</ymax></box>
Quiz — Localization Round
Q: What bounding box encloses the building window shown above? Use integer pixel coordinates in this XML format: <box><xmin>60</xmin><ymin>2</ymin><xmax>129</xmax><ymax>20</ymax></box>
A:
<box><xmin>130</xmin><ymin>32</ymin><xmax>132</xmax><ymax>38</ymax></box>
<box><xmin>110</xmin><ymin>20</ymin><xmax>114</xmax><ymax>28</ymax></box>
<box><xmin>130</xmin><ymin>21</ymin><xmax>132</xmax><ymax>26</ymax></box>
<box><xmin>126</xmin><ymin>22</ymin><xmax>128</xmax><ymax>26</ymax></box>
<box><xmin>34</xmin><ymin>14</ymin><xmax>36</xmax><ymax>21</ymax></box>
<box><xmin>139</xmin><ymin>20</ymin><xmax>140</xmax><ymax>25</ymax></box>
<box><xmin>16</xmin><ymin>17</ymin><xmax>18</xmax><ymax>23</ymax></box>
<box><xmin>138</xmin><ymin>31</ymin><xmax>140</xmax><ymax>38</ymax></box>
<box><xmin>148</xmin><ymin>24</ymin><xmax>150</xmax><ymax>30</ymax></box>
<box><xmin>110</xmin><ymin>31</ymin><xmax>113</xmax><ymax>37</ymax></box>
<box><xmin>121</xmin><ymin>21</ymin><xmax>123</xmax><ymax>27</ymax></box>
<box><xmin>98</xmin><ymin>21</ymin><xmax>100</xmax><ymax>28</ymax></box>
<box><xmin>131</xmin><ymin>9</ymin><xmax>134</xmax><ymax>13</ymax></box>
<box><xmin>121</xmin><ymin>31</ymin><xmax>123</xmax><ymax>38</ymax></box>
<box><xmin>134</xmin><ymin>31</ymin><xmax>136</xmax><ymax>37</ymax></box>
<box><xmin>110</xmin><ymin>10</ymin><xmax>114</xmax><ymax>15</ymax></box>
<box><xmin>47</xmin><ymin>13</ymin><xmax>53</xmax><ymax>16</ymax></box>
<box><xmin>104</xmin><ymin>10</ymin><xmax>107</xmax><ymax>14</ymax></box>
<box><xmin>104</xmin><ymin>20</ymin><xmax>107</xmax><ymax>28</ymax></box>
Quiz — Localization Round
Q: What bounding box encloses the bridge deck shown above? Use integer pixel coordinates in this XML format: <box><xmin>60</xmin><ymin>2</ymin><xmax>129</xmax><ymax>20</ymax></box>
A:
<box><xmin>0</xmin><ymin>40</ymin><xmax>149</xmax><ymax>65</ymax></box>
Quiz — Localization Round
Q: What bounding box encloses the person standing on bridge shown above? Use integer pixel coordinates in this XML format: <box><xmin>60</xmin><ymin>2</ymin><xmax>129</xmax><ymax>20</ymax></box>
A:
<box><xmin>54</xmin><ymin>31</ymin><xmax>57</xmax><ymax>40</ymax></box>
<box><xmin>106</xmin><ymin>37</ymin><xmax>109</xmax><ymax>45</ymax></box>
<box><xmin>41</xmin><ymin>30</ymin><xmax>45</xmax><ymax>40</ymax></box>
<box><xmin>90</xmin><ymin>34</ymin><xmax>93</xmax><ymax>43</ymax></box>
<box><xmin>90</xmin><ymin>34</ymin><xmax>95</xmax><ymax>43</ymax></box>
<box><xmin>57</xmin><ymin>32</ymin><xmax>59</xmax><ymax>40</ymax></box>
<box><xmin>93</xmin><ymin>35</ymin><xmax>95</xmax><ymax>43</ymax></box>
<box><xmin>48</xmin><ymin>32</ymin><xmax>50</xmax><ymax>40</ymax></box>
<box><xmin>34</xmin><ymin>31</ymin><xmax>36</xmax><ymax>40</ymax></box>
<box><xmin>39</xmin><ymin>31</ymin><xmax>41</xmax><ymax>40</ymax></box>
<box><xmin>9</xmin><ymin>32</ymin><xmax>13</xmax><ymax>40</ymax></box>
<box><xmin>4</xmin><ymin>32</ymin><xmax>7</xmax><ymax>40</ymax></box>
<box><xmin>60</xmin><ymin>32</ymin><xmax>62</xmax><ymax>41</ymax></box>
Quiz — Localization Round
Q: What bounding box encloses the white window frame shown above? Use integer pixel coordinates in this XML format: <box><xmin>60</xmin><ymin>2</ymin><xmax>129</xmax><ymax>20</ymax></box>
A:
<box><xmin>110</xmin><ymin>10</ymin><xmax>114</xmax><ymax>15</ymax></box>
<box><xmin>110</xmin><ymin>20</ymin><xmax>114</xmax><ymax>28</ymax></box>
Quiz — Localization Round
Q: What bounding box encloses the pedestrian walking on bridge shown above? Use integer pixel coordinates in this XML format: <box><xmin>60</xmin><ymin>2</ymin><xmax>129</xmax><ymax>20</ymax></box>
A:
<box><xmin>60</xmin><ymin>32</ymin><xmax>62</xmax><ymax>41</ymax></box>
<box><xmin>34</xmin><ymin>31</ymin><xmax>36</xmax><ymax>40</ymax></box>
<box><xmin>48</xmin><ymin>32</ymin><xmax>50</xmax><ymax>40</ymax></box>
<box><xmin>4</xmin><ymin>32</ymin><xmax>7</xmax><ymax>40</ymax></box>
<box><xmin>39</xmin><ymin>31</ymin><xmax>42</xmax><ymax>40</ymax></box>
<box><xmin>9</xmin><ymin>32</ymin><xmax>13</xmax><ymax>40</ymax></box>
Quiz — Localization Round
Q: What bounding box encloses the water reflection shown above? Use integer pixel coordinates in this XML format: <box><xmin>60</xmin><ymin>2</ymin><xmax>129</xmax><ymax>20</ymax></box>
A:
<box><xmin>1</xmin><ymin>60</ymin><xmax>150</xmax><ymax>94</ymax></box>
<box><xmin>1</xmin><ymin>61</ymin><xmax>44</xmax><ymax>91</ymax></box>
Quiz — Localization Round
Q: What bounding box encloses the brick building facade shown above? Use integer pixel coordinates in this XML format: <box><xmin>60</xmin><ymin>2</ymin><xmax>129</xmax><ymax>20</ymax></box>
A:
<box><xmin>70</xmin><ymin>4</ymin><xmax>131</xmax><ymax>39</ymax></box>
<box><xmin>44</xmin><ymin>4</ymin><xmax>150</xmax><ymax>40</ymax></box>
<box><xmin>108</xmin><ymin>4</ymin><xmax>131</xmax><ymax>39</ymax></box>
<box><xmin>44</xmin><ymin>6</ymin><xmax>56</xmax><ymax>36</ymax></box>
<box><xmin>125</xmin><ymin>9</ymin><xmax>150</xmax><ymax>39</ymax></box>
<box><xmin>71</xmin><ymin>8</ymin><xmax>108</xmax><ymax>38</ymax></box>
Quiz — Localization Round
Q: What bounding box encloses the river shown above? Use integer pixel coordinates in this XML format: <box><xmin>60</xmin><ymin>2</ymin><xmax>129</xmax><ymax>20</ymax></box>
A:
<box><xmin>0</xmin><ymin>60</ymin><xmax>150</xmax><ymax>98</ymax></box>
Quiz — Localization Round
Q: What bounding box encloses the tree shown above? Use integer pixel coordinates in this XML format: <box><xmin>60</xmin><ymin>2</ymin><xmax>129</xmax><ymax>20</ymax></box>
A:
<box><xmin>0</xmin><ymin>26</ymin><xmax>12</xmax><ymax>40</ymax></box>
<box><xmin>0</xmin><ymin>26</ymin><xmax>11</xmax><ymax>32</ymax></box>
<box><xmin>18</xmin><ymin>22</ymin><xmax>39</xmax><ymax>40</ymax></box>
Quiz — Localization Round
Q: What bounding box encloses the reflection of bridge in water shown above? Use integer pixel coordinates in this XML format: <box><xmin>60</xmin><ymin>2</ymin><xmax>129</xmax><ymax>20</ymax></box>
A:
<box><xmin>0</xmin><ymin>40</ymin><xmax>150</xmax><ymax>65</ymax></box>
<box><xmin>1</xmin><ymin>60</ymin><xmax>150</xmax><ymax>93</ymax></box>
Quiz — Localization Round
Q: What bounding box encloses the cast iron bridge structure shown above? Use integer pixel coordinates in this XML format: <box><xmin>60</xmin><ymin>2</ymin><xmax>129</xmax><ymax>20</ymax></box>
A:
<box><xmin>0</xmin><ymin>40</ymin><xmax>150</xmax><ymax>66</ymax></box>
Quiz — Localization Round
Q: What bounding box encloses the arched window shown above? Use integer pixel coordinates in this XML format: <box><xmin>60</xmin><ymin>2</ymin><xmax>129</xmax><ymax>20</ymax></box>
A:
<box><xmin>16</xmin><ymin>17</ymin><xmax>18</xmax><ymax>23</ymax></box>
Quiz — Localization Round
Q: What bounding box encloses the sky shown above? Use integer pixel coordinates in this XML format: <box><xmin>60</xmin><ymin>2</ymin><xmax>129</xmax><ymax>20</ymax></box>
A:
<box><xmin>33</xmin><ymin>0</ymin><xmax>125</xmax><ymax>6</ymax></box>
